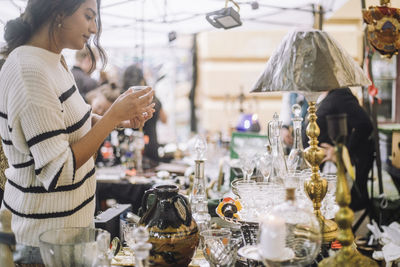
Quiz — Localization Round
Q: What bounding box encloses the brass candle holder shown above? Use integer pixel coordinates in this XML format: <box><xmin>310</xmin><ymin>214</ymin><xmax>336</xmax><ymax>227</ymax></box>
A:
<box><xmin>319</xmin><ymin>114</ymin><xmax>378</xmax><ymax>267</ymax></box>
<box><xmin>303</xmin><ymin>101</ymin><xmax>338</xmax><ymax>243</ymax></box>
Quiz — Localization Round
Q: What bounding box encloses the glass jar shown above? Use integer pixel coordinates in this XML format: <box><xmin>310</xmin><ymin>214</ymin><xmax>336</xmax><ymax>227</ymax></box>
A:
<box><xmin>258</xmin><ymin>188</ymin><xmax>321</xmax><ymax>266</ymax></box>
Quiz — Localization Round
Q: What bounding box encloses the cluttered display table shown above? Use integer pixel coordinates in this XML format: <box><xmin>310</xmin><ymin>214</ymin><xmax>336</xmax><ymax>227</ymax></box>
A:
<box><xmin>4</xmin><ymin>25</ymin><xmax>400</xmax><ymax>267</ymax></box>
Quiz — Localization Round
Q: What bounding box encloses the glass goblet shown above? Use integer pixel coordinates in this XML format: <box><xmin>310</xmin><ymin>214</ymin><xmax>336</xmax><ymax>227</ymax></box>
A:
<box><xmin>122</xmin><ymin>221</ymin><xmax>137</xmax><ymax>263</ymax></box>
<box><xmin>239</xmin><ymin>153</ymin><xmax>256</xmax><ymax>182</ymax></box>
<box><xmin>322</xmin><ymin>174</ymin><xmax>337</xmax><ymax>219</ymax></box>
<box><xmin>236</xmin><ymin>181</ymin><xmax>256</xmax><ymax>220</ymax></box>
<box><xmin>258</xmin><ymin>154</ymin><xmax>272</xmax><ymax>182</ymax></box>
<box><xmin>200</xmin><ymin>229</ymin><xmax>236</xmax><ymax>267</ymax></box>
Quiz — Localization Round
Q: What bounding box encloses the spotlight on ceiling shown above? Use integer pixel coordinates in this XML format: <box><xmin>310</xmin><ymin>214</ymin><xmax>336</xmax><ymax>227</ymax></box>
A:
<box><xmin>206</xmin><ymin>0</ymin><xmax>242</xmax><ymax>30</ymax></box>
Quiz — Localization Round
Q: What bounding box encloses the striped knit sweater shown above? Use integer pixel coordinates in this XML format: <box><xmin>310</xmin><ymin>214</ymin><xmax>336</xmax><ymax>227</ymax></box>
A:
<box><xmin>0</xmin><ymin>46</ymin><xmax>96</xmax><ymax>247</ymax></box>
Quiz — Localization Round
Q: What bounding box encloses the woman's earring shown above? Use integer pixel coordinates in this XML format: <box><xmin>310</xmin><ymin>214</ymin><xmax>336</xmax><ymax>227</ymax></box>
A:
<box><xmin>58</xmin><ymin>23</ymin><xmax>62</xmax><ymax>28</ymax></box>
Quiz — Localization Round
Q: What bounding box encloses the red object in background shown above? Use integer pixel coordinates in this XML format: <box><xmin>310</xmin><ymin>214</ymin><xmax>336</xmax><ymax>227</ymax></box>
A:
<box><xmin>101</xmin><ymin>141</ymin><xmax>114</xmax><ymax>159</ymax></box>
<box><xmin>331</xmin><ymin>240</ymin><xmax>342</xmax><ymax>250</ymax></box>
<box><xmin>125</xmin><ymin>168</ymin><xmax>136</xmax><ymax>176</ymax></box>
<box><xmin>144</xmin><ymin>135</ymin><xmax>150</xmax><ymax>145</ymax></box>
<box><xmin>223</xmin><ymin>197</ymin><xmax>235</xmax><ymax>203</ymax></box>
<box><xmin>364</xmin><ymin>46</ymin><xmax>382</xmax><ymax>104</ymax></box>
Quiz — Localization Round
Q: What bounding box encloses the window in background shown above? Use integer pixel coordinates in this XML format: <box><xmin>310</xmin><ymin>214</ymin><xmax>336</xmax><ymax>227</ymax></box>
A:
<box><xmin>371</xmin><ymin>53</ymin><xmax>397</xmax><ymax>122</ymax></box>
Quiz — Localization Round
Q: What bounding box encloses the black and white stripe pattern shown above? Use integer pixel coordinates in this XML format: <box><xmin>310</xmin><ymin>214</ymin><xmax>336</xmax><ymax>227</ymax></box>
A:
<box><xmin>3</xmin><ymin>194</ymin><xmax>95</xmax><ymax>219</ymax></box>
<box><xmin>8</xmin><ymin>167</ymin><xmax>95</xmax><ymax>193</ymax></box>
<box><xmin>27</xmin><ymin>109</ymin><xmax>91</xmax><ymax>148</ymax></box>
<box><xmin>12</xmin><ymin>159</ymin><xmax>34</xmax><ymax>169</ymax></box>
<box><xmin>0</xmin><ymin>45</ymin><xmax>96</xmax><ymax>247</ymax></box>
<box><xmin>59</xmin><ymin>85</ymin><xmax>76</xmax><ymax>103</ymax></box>
<box><xmin>0</xmin><ymin>111</ymin><xmax>7</xmax><ymax>119</ymax></box>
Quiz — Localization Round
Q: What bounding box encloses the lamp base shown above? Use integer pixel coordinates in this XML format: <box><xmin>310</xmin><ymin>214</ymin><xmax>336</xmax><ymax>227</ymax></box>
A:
<box><xmin>319</xmin><ymin>247</ymin><xmax>378</xmax><ymax>267</ymax></box>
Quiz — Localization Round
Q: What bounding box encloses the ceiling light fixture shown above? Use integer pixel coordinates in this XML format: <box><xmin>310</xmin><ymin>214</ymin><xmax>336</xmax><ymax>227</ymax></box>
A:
<box><xmin>206</xmin><ymin>0</ymin><xmax>242</xmax><ymax>30</ymax></box>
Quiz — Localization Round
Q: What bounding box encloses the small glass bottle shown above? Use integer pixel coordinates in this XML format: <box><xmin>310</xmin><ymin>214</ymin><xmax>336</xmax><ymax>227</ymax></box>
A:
<box><xmin>287</xmin><ymin>104</ymin><xmax>308</xmax><ymax>171</ymax></box>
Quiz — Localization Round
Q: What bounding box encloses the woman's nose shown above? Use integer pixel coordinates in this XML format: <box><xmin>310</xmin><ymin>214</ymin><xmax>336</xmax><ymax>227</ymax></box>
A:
<box><xmin>89</xmin><ymin>19</ymin><xmax>97</xmax><ymax>35</ymax></box>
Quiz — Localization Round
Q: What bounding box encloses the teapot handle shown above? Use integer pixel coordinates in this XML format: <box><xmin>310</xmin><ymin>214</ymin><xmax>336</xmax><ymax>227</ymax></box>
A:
<box><xmin>139</xmin><ymin>188</ymin><xmax>155</xmax><ymax>217</ymax></box>
<box><xmin>173</xmin><ymin>195</ymin><xmax>192</xmax><ymax>226</ymax></box>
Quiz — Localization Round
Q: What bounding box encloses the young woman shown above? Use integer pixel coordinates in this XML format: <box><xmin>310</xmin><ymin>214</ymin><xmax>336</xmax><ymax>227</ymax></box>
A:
<box><xmin>0</xmin><ymin>0</ymin><xmax>155</xmax><ymax>264</ymax></box>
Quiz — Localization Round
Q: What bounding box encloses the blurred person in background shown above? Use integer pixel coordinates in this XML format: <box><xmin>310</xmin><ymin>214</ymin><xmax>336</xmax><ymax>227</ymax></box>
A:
<box><xmin>86</xmin><ymin>82</ymin><xmax>121</xmax><ymax>165</ymax></box>
<box><xmin>86</xmin><ymin>82</ymin><xmax>120</xmax><ymax>116</ymax></box>
<box><xmin>280</xmin><ymin>88</ymin><xmax>373</xmax><ymax>211</ymax></box>
<box><xmin>71</xmin><ymin>47</ymin><xmax>99</xmax><ymax>99</ymax></box>
<box><xmin>0</xmin><ymin>0</ymin><xmax>155</xmax><ymax>264</ymax></box>
<box><xmin>312</xmin><ymin>88</ymin><xmax>374</xmax><ymax>212</ymax></box>
<box><xmin>122</xmin><ymin>64</ymin><xmax>167</xmax><ymax>162</ymax></box>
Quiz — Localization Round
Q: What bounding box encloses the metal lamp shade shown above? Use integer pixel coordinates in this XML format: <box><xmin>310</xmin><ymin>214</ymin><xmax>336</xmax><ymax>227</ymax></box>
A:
<box><xmin>251</xmin><ymin>29</ymin><xmax>371</xmax><ymax>94</ymax></box>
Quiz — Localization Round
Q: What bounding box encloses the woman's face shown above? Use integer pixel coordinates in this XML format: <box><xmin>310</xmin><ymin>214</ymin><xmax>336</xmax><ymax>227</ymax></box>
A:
<box><xmin>58</xmin><ymin>0</ymin><xmax>98</xmax><ymax>50</ymax></box>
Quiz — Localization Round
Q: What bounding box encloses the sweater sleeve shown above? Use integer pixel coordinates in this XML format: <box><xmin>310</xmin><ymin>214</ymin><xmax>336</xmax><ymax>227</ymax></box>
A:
<box><xmin>20</xmin><ymin>104</ymin><xmax>76</xmax><ymax>191</ymax></box>
<box><xmin>10</xmin><ymin>71</ymin><xmax>76</xmax><ymax>191</ymax></box>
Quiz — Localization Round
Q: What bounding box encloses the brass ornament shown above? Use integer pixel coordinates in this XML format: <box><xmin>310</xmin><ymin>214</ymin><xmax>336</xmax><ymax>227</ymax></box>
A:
<box><xmin>363</xmin><ymin>1</ymin><xmax>400</xmax><ymax>58</ymax></box>
<box><xmin>303</xmin><ymin>101</ymin><xmax>338</xmax><ymax>243</ymax></box>
<box><xmin>319</xmin><ymin>144</ymin><xmax>378</xmax><ymax>267</ymax></box>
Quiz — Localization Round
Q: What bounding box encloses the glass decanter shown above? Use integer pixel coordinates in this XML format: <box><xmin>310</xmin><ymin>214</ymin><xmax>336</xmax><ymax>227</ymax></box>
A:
<box><xmin>190</xmin><ymin>135</ymin><xmax>211</xmax><ymax>232</ymax></box>
<box><xmin>258</xmin><ymin>187</ymin><xmax>321</xmax><ymax>266</ymax></box>
<box><xmin>287</xmin><ymin>104</ymin><xmax>308</xmax><ymax>171</ymax></box>
<box><xmin>267</xmin><ymin>113</ymin><xmax>288</xmax><ymax>184</ymax></box>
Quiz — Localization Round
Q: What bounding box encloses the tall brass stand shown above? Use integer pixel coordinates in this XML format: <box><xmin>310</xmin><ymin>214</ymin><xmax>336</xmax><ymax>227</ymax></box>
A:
<box><xmin>319</xmin><ymin>143</ymin><xmax>378</xmax><ymax>266</ymax></box>
<box><xmin>303</xmin><ymin>101</ymin><xmax>338</xmax><ymax>242</ymax></box>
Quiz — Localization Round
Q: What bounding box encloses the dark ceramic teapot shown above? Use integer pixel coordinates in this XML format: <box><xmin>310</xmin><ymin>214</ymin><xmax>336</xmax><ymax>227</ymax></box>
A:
<box><xmin>139</xmin><ymin>185</ymin><xmax>199</xmax><ymax>267</ymax></box>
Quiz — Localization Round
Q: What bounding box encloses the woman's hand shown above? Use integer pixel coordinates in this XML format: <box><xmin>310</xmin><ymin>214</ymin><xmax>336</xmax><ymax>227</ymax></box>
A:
<box><xmin>118</xmin><ymin>110</ymin><xmax>155</xmax><ymax>129</ymax></box>
<box><xmin>106</xmin><ymin>87</ymin><xmax>155</xmax><ymax>127</ymax></box>
<box><xmin>321</xmin><ymin>142</ymin><xmax>336</xmax><ymax>163</ymax></box>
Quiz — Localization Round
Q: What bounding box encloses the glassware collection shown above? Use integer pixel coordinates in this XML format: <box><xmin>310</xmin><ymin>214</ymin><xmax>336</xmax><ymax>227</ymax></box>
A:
<box><xmin>39</xmin><ymin>109</ymin><xmax>338</xmax><ymax>267</ymax></box>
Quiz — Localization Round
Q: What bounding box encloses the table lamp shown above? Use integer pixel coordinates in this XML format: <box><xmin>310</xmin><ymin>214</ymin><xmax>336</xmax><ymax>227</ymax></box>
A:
<box><xmin>251</xmin><ymin>29</ymin><xmax>371</xmax><ymax>243</ymax></box>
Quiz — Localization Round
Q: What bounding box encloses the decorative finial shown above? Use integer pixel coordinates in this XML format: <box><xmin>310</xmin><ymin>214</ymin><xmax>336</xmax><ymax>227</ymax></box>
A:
<box><xmin>194</xmin><ymin>135</ymin><xmax>207</xmax><ymax>160</ymax></box>
<box><xmin>273</xmin><ymin>112</ymin><xmax>279</xmax><ymax>121</ymax></box>
<box><xmin>292</xmin><ymin>104</ymin><xmax>302</xmax><ymax>118</ymax></box>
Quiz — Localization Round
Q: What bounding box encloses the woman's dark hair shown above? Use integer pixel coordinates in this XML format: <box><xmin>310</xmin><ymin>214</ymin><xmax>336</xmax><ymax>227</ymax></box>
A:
<box><xmin>122</xmin><ymin>64</ymin><xmax>145</xmax><ymax>93</ymax></box>
<box><xmin>1</xmin><ymin>0</ymin><xmax>106</xmax><ymax>73</ymax></box>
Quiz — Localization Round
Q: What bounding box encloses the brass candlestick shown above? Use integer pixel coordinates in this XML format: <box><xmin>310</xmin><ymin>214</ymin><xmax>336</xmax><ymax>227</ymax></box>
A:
<box><xmin>303</xmin><ymin>101</ymin><xmax>338</xmax><ymax>242</ymax></box>
<box><xmin>319</xmin><ymin>114</ymin><xmax>378</xmax><ymax>267</ymax></box>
